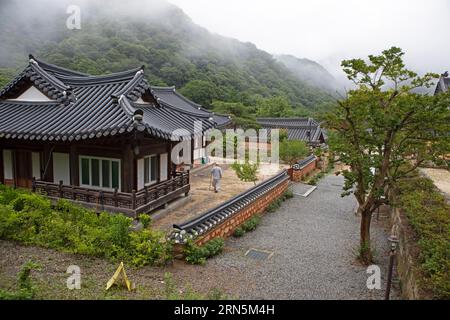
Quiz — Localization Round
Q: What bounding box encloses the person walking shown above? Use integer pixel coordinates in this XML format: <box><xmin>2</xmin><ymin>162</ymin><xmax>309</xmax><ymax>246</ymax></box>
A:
<box><xmin>210</xmin><ymin>163</ymin><xmax>223</xmax><ymax>193</ymax></box>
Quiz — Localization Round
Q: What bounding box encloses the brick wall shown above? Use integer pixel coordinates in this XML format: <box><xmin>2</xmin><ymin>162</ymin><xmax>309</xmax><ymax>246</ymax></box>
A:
<box><xmin>289</xmin><ymin>159</ymin><xmax>317</xmax><ymax>182</ymax></box>
<box><xmin>194</xmin><ymin>179</ymin><xmax>289</xmax><ymax>246</ymax></box>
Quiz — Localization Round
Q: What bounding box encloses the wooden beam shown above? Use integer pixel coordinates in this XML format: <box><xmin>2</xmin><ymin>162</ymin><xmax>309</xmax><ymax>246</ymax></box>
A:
<box><xmin>70</xmin><ymin>145</ymin><xmax>79</xmax><ymax>186</ymax></box>
<box><xmin>122</xmin><ymin>144</ymin><xmax>135</xmax><ymax>193</ymax></box>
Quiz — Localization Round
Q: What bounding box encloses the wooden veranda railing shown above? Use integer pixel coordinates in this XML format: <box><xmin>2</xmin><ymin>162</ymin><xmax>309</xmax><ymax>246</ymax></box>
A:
<box><xmin>32</xmin><ymin>171</ymin><xmax>190</xmax><ymax>217</ymax></box>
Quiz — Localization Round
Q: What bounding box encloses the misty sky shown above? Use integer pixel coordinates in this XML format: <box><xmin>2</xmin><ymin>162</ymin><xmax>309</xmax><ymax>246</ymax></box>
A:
<box><xmin>169</xmin><ymin>0</ymin><xmax>450</xmax><ymax>79</ymax></box>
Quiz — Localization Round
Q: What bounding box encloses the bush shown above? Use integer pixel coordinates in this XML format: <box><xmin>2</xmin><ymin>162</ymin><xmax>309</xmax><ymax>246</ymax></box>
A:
<box><xmin>0</xmin><ymin>186</ymin><xmax>172</xmax><ymax>267</ymax></box>
<box><xmin>396</xmin><ymin>176</ymin><xmax>450</xmax><ymax>299</ymax></box>
<box><xmin>282</xmin><ymin>189</ymin><xmax>294</xmax><ymax>200</ymax></box>
<box><xmin>266</xmin><ymin>199</ymin><xmax>281</xmax><ymax>213</ymax></box>
<box><xmin>139</xmin><ymin>213</ymin><xmax>152</xmax><ymax>228</ymax></box>
<box><xmin>184</xmin><ymin>238</ymin><xmax>225</xmax><ymax>265</ymax></box>
<box><xmin>241</xmin><ymin>216</ymin><xmax>261</xmax><ymax>232</ymax></box>
<box><xmin>233</xmin><ymin>227</ymin><xmax>245</xmax><ymax>237</ymax></box>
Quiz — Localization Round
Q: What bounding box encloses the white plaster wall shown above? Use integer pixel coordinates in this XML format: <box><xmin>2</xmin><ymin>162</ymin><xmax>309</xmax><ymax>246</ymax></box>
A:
<box><xmin>137</xmin><ymin>158</ymin><xmax>144</xmax><ymax>190</ymax></box>
<box><xmin>11</xmin><ymin>86</ymin><xmax>52</xmax><ymax>102</ymax></box>
<box><xmin>53</xmin><ymin>152</ymin><xmax>70</xmax><ymax>185</ymax></box>
<box><xmin>31</xmin><ymin>152</ymin><xmax>41</xmax><ymax>179</ymax></box>
<box><xmin>160</xmin><ymin>153</ymin><xmax>168</xmax><ymax>181</ymax></box>
<box><xmin>2</xmin><ymin>150</ymin><xmax>13</xmax><ymax>179</ymax></box>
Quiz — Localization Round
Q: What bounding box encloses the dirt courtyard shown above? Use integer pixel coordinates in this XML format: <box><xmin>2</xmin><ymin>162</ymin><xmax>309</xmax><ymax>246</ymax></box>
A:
<box><xmin>152</xmin><ymin>163</ymin><xmax>281</xmax><ymax>232</ymax></box>
<box><xmin>419</xmin><ymin>168</ymin><xmax>450</xmax><ymax>196</ymax></box>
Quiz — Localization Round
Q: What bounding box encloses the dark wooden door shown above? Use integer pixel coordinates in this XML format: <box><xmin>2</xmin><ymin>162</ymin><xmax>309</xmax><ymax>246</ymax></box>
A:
<box><xmin>15</xmin><ymin>151</ymin><xmax>32</xmax><ymax>188</ymax></box>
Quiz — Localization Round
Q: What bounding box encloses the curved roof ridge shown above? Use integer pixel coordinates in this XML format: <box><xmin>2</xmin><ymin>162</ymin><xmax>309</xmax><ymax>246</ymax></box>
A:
<box><xmin>55</xmin><ymin>66</ymin><xmax>145</xmax><ymax>85</ymax></box>
<box><xmin>150</xmin><ymin>85</ymin><xmax>175</xmax><ymax>91</ymax></box>
<box><xmin>30</xmin><ymin>55</ymin><xmax>90</xmax><ymax>77</ymax></box>
<box><xmin>171</xmin><ymin>89</ymin><xmax>202</xmax><ymax>108</ymax></box>
<box><xmin>29</xmin><ymin>59</ymin><xmax>70</xmax><ymax>91</ymax></box>
<box><xmin>111</xmin><ymin>69</ymin><xmax>147</xmax><ymax>99</ymax></box>
<box><xmin>152</xmin><ymin>99</ymin><xmax>213</xmax><ymax>119</ymax></box>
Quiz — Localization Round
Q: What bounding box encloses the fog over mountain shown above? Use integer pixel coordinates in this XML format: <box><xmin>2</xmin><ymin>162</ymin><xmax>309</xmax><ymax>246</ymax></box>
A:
<box><xmin>0</xmin><ymin>0</ymin><xmax>338</xmax><ymax>114</ymax></box>
<box><xmin>170</xmin><ymin>0</ymin><xmax>450</xmax><ymax>82</ymax></box>
<box><xmin>274</xmin><ymin>55</ymin><xmax>342</xmax><ymax>95</ymax></box>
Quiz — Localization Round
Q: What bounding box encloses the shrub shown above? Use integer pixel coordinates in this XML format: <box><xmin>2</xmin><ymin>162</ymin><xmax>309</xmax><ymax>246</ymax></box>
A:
<box><xmin>129</xmin><ymin>230</ymin><xmax>172</xmax><ymax>267</ymax></box>
<box><xmin>241</xmin><ymin>216</ymin><xmax>261</xmax><ymax>232</ymax></box>
<box><xmin>233</xmin><ymin>227</ymin><xmax>245</xmax><ymax>237</ymax></box>
<box><xmin>0</xmin><ymin>185</ymin><xmax>172</xmax><ymax>267</ymax></box>
<box><xmin>139</xmin><ymin>213</ymin><xmax>152</xmax><ymax>228</ymax></box>
<box><xmin>266</xmin><ymin>199</ymin><xmax>281</xmax><ymax>213</ymax></box>
<box><xmin>396</xmin><ymin>176</ymin><xmax>450</xmax><ymax>299</ymax></box>
<box><xmin>282</xmin><ymin>189</ymin><xmax>294</xmax><ymax>200</ymax></box>
<box><xmin>184</xmin><ymin>238</ymin><xmax>225</xmax><ymax>265</ymax></box>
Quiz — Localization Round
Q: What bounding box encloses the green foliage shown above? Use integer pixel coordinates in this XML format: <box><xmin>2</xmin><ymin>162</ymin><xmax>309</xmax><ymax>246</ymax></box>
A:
<box><xmin>0</xmin><ymin>187</ymin><xmax>172</xmax><ymax>267</ymax></box>
<box><xmin>138</xmin><ymin>213</ymin><xmax>151</xmax><ymax>228</ymax></box>
<box><xmin>233</xmin><ymin>227</ymin><xmax>245</xmax><ymax>237</ymax></box>
<box><xmin>0</xmin><ymin>260</ymin><xmax>40</xmax><ymax>300</ymax></box>
<box><xmin>179</xmin><ymin>80</ymin><xmax>218</xmax><ymax>107</ymax></box>
<box><xmin>282</xmin><ymin>189</ymin><xmax>294</xmax><ymax>200</ymax></box>
<box><xmin>231</xmin><ymin>162</ymin><xmax>259</xmax><ymax>184</ymax></box>
<box><xmin>396</xmin><ymin>176</ymin><xmax>450</xmax><ymax>299</ymax></box>
<box><xmin>325</xmin><ymin>47</ymin><xmax>450</xmax><ymax>260</ymax></box>
<box><xmin>184</xmin><ymin>238</ymin><xmax>225</xmax><ymax>265</ymax></box>
<box><xmin>308</xmin><ymin>172</ymin><xmax>325</xmax><ymax>186</ymax></box>
<box><xmin>211</xmin><ymin>100</ymin><xmax>260</xmax><ymax>130</ymax></box>
<box><xmin>256</xmin><ymin>96</ymin><xmax>296</xmax><ymax>118</ymax></box>
<box><xmin>266</xmin><ymin>199</ymin><xmax>281</xmax><ymax>213</ymax></box>
<box><xmin>241</xmin><ymin>216</ymin><xmax>261</xmax><ymax>232</ymax></box>
<box><xmin>279</xmin><ymin>141</ymin><xmax>309</xmax><ymax>165</ymax></box>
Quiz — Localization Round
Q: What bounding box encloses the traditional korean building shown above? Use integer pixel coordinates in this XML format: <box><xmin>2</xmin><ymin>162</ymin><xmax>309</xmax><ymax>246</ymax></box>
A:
<box><xmin>0</xmin><ymin>55</ymin><xmax>230</xmax><ymax>216</ymax></box>
<box><xmin>434</xmin><ymin>71</ymin><xmax>449</xmax><ymax>95</ymax></box>
<box><xmin>256</xmin><ymin>117</ymin><xmax>326</xmax><ymax>146</ymax></box>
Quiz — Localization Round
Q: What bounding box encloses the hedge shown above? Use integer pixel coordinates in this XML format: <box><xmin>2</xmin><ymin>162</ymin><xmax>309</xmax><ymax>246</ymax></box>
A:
<box><xmin>395</xmin><ymin>176</ymin><xmax>450</xmax><ymax>299</ymax></box>
<box><xmin>0</xmin><ymin>185</ymin><xmax>172</xmax><ymax>267</ymax></box>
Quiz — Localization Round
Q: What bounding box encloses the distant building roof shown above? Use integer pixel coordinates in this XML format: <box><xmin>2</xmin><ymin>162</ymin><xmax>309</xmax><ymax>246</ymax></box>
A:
<box><xmin>0</xmin><ymin>56</ymin><xmax>230</xmax><ymax>142</ymax></box>
<box><xmin>256</xmin><ymin>117</ymin><xmax>326</xmax><ymax>145</ymax></box>
<box><xmin>434</xmin><ymin>72</ymin><xmax>449</xmax><ymax>95</ymax></box>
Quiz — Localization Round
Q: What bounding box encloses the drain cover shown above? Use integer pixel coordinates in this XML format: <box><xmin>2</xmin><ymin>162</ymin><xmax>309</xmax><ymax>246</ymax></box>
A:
<box><xmin>245</xmin><ymin>248</ymin><xmax>274</xmax><ymax>261</ymax></box>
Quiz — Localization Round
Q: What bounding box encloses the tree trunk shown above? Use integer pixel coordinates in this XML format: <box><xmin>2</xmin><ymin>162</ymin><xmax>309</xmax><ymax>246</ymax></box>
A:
<box><xmin>359</xmin><ymin>208</ymin><xmax>373</xmax><ymax>264</ymax></box>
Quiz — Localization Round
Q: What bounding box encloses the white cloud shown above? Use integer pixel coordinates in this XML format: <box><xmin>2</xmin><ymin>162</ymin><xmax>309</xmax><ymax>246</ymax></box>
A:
<box><xmin>169</xmin><ymin>0</ymin><xmax>450</xmax><ymax>78</ymax></box>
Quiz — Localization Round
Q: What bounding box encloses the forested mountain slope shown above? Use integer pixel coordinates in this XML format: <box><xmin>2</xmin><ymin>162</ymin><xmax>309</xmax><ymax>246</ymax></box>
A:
<box><xmin>0</xmin><ymin>0</ymin><xmax>335</xmax><ymax>114</ymax></box>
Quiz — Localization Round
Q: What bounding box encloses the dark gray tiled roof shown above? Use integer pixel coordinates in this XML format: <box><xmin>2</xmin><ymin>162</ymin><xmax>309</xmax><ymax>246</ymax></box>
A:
<box><xmin>170</xmin><ymin>170</ymin><xmax>289</xmax><ymax>243</ymax></box>
<box><xmin>150</xmin><ymin>86</ymin><xmax>232</xmax><ymax>128</ymax></box>
<box><xmin>0</xmin><ymin>57</ymin><xmax>226</xmax><ymax>141</ymax></box>
<box><xmin>434</xmin><ymin>73</ymin><xmax>449</xmax><ymax>95</ymax></box>
<box><xmin>256</xmin><ymin>117</ymin><xmax>325</xmax><ymax>144</ymax></box>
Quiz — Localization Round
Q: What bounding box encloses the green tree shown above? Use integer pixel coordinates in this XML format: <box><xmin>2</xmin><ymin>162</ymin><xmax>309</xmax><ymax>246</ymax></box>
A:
<box><xmin>325</xmin><ymin>47</ymin><xmax>450</xmax><ymax>263</ymax></box>
<box><xmin>279</xmin><ymin>140</ymin><xmax>309</xmax><ymax>165</ymax></box>
<box><xmin>231</xmin><ymin>162</ymin><xmax>259</xmax><ymax>185</ymax></box>
<box><xmin>211</xmin><ymin>100</ymin><xmax>260</xmax><ymax>130</ymax></box>
<box><xmin>179</xmin><ymin>80</ymin><xmax>218</xmax><ymax>107</ymax></box>
<box><xmin>257</xmin><ymin>96</ymin><xmax>295</xmax><ymax>117</ymax></box>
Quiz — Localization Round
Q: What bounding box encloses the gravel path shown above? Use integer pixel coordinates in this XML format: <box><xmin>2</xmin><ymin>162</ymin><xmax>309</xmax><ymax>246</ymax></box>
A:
<box><xmin>208</xmin><ymin>174</ymin><xmax>398</xmax><ymax>299</ymax></box>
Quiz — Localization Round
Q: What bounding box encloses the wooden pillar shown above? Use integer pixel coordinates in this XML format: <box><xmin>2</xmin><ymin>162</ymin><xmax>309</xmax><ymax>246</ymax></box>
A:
<box><xmin>69</xmin><ymin>145</ymin><xmax>79</xmax><ymax>186</ymax></box>
<box><xmin>0</xmin><ymin>147</ymin><xmax>3</xmax><ymax>184</ymax></box>
<box><xmin>42</xmin><ymin>145</ymin><xmax>54</xmax><ymax>182</ymax></box>
<box><xmin>122</xmin><ymin>143</ymin><xmax>135</xmax><ymax>193</ymax></box>
<box><xmin>190</xmin><ymin>138</ymin><xmax>195</xmax><ymax>168</ymax></box>
<box><xmin>167</xmin><ymin>142</ymin><xmax>172</xmax><ymax>179</ymax></box>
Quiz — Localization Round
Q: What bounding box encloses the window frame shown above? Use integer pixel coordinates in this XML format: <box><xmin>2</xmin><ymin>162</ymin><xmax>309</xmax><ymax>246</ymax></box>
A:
<box><xmin>143</xmin><ymin>154</ymin><xmax>158</xmax><ymax>186</ymax></box>
<box><xmin>79</xmin><ymin>155</ymin><xmax>121</xmax><ymax>191</ymax></box>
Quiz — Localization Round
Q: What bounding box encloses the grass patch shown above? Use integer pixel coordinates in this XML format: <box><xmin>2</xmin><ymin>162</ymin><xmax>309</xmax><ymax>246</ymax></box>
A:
<box><xmin>0</xmin><ymin>260</ymin><xmax>40</xmax><ymax>300</ymax></box>
<box><xmin>0</xmin><ymin>185</ymin><xmax>172</xmax><ymax>267</ymax></box>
